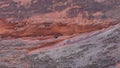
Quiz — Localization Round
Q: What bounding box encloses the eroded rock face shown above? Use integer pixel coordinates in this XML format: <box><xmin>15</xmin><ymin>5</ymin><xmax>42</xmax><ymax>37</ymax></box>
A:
<box><xmin>0</xmin><ymin>0</ymin><xmax>120</xmax><ymax>68</ymax></box>
<box><xmin>0</xmin><ymin>0</ymin><xmax>120</xmax><ymax>21</ymax></box>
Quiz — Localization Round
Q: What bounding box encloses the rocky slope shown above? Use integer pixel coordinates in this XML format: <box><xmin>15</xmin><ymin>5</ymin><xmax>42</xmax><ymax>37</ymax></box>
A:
<box><xmin>0</xmin><ymin>0</ymin><xmax>120</xmax><ymax>68</ymax></box>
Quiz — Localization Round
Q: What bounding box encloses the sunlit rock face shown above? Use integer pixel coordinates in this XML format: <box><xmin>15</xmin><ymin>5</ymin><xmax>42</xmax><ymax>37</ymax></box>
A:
<box><xmin>0</xmin><ymin>0</ymin><xmax>120</xmax><ymax>68</ymax></box>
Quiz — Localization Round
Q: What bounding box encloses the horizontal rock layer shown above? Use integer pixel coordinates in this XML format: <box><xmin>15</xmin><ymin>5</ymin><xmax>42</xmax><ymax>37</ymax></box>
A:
<box><xmin>0</xmin><ymin>0</ymin><xmax>120</xmax><ymax>68</ymax></box>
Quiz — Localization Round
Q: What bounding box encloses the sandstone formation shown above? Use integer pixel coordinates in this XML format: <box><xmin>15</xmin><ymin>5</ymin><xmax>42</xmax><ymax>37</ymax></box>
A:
<box><xmin>0</xmin><ymin>0</ymin><xmax>120</xmax><ymax>68</ymax></box>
